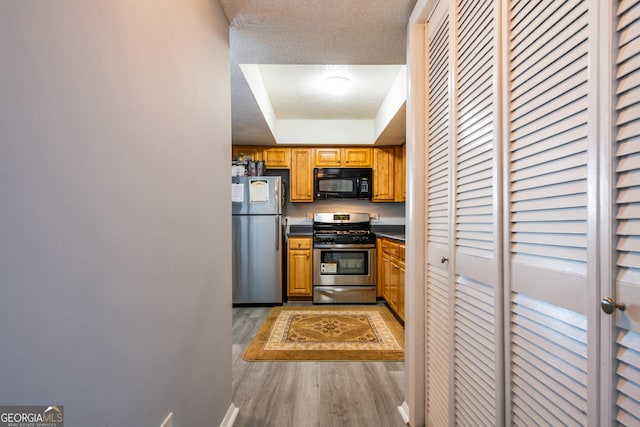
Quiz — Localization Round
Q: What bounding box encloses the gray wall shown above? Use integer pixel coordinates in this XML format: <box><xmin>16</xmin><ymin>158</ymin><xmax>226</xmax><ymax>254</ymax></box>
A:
<box><xmin>0</xmin><ymin>1</ymin><xmax>232</xmax><ymax>426</ymax></box>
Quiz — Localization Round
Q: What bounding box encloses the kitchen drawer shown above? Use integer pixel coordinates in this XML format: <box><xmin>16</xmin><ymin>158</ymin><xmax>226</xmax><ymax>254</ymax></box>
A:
<box><xmin>382</xmin><ymin>239</ymin><xmax>399</xmax><ymax>257</ymax></box>
<box><xmin>289</xmin><ymin>236</ymin><xmax>312</xmax><ymax>250</ymax></box>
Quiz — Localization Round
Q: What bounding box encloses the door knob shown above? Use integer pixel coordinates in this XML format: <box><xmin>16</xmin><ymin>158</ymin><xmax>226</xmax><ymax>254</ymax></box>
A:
<box><xmin>440</xmin><ymin>256</ymin><xmax>448</xmax><ymax>264</ymax></box>
<box><xmin>601</xmin><ymin>297</ymin><xmax>626</xmax><ymax>315</ymax></box>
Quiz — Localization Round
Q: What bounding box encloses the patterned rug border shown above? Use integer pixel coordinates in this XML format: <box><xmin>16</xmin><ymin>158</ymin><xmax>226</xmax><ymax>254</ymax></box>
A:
<box><xmin>243</xmin><ymin>305</ymin><xmax>405</xmax><ymax>361</ymax></box>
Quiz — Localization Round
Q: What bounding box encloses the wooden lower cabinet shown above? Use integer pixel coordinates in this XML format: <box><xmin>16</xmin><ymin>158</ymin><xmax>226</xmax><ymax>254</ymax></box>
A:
<box><xmin>287</xmin><ymin>236</ymin><xmax>312</xmax><ymax>297</ymax></box>
<box><xmin>380</xmin><ymin>238</ymin><xmax>405</xmax><ymax>321</ymax></box>
<box><xmin>390</xmin><ymin>257</ymin><xmax>405</xmax><ymax>320</ymax></box>
<box><xmin>376</xmin><ymin>237</ymin><xmax>384</xmax><ymax>297</ymax></box>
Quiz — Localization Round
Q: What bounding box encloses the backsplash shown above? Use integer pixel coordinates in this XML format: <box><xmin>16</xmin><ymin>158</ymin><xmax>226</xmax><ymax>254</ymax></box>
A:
<box><xmin>264</xmin><ymin>169</ymin><xmax>405</xmax><ymax>226</ymax></box>
<box><xmin>284</xmin><ymin>200</ymin><xmax>405</xmax><ymax>225</ymax></box>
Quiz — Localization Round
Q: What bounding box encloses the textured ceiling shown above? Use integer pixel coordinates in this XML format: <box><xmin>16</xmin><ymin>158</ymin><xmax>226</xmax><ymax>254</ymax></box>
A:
<box><xmin>259</xmin><ymin>64</ymin><xmax>404</xmax><ymax>119</ymax></box>
<box><xmin>219</xmin><ymin>0</ymin><xmax>417</xmax><ymax>146</ymax></box>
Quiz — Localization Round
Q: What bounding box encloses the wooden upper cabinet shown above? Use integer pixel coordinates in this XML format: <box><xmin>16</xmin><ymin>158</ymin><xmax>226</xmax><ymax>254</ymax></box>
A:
<box><xmin>394</xmin><ymin>144</ymin><xmax>406</xmax><ymax>202</ymax></box>
<box><xmin>290</xmin><ymin>148</ymin><xmax>314</xmax><ymax>202</ymax></box>
<box><xmin>314</xmin><ymin>148</ymin><xmax>341</xmax><ymax>166</ymax></box>
<box><xmin>232</xmin><ymin>145</ymin><xmax>262</xmax><ymax>162</ymax></box>
<box><xmin>372</xmin><ymin>147</ymin><xmax>395</xmax><ymax>202</ymax></box>
<box><xmin>231</xmin><ymin>144</ymin><xmax>404</xmax><ymax>203</ymax></box>
<box><xmin>314</xmin><ymin>147</ymin><xmax>372</xmax><ymax>167</ymax></box>
<box><xmin>263</xmin><ymin>147</ymin><xmax>291</xmax><ymax>169</ymax></box>
<box><xmin>342</xmin><ymin>147</ymin><xmax>371</xmax><ymax>166</ymax></box>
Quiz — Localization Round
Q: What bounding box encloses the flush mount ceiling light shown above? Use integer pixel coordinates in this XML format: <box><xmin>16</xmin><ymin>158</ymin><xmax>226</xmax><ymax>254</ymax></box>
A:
<box><xmin>323</xmin><ymin>76</ymin><xmax>351</xmax><ymax>95</ymax></box>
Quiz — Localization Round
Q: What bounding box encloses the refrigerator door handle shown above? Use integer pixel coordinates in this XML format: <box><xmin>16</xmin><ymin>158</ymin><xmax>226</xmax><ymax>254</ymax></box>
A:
<box><xmin>276</xmin><ymin>215</ymin><xmax>280</xmax><ymax>251</ymax></box>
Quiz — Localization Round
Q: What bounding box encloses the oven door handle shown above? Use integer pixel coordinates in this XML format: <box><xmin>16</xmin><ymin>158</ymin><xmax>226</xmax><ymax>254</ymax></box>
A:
<box><xmin>313</xmin><ymin>243</ymin><xmax>376</xmax><ymax>249</ymax></box>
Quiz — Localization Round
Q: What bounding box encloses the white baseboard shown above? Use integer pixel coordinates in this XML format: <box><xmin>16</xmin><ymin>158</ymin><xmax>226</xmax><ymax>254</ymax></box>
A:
<box><xmin>219</xmin><ymin>403</ymin><xmax>239</xmax><ymax>427</ymax></box>
<box><xmin>397</xmin><ymin>401</ymin><xmax>411</xmax><ymax>425</ymax></box>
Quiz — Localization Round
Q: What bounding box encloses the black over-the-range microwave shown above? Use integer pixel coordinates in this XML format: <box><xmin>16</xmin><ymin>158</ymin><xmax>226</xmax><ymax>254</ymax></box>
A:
<box><xmin>313</xmin><ymin>168</ymin><xmax>372</xmax><ymax>200</ymax></box>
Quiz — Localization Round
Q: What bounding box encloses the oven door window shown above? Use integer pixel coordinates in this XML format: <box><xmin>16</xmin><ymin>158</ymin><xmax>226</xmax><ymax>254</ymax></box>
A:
<box><xmin>319</xmin><ymin>251</ymin><xmax>368</xmax><ymax>275</ymax></box>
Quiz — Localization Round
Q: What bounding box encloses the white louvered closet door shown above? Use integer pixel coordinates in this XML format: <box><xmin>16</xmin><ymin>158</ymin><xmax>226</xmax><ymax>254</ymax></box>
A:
<box><xmin>613</xmin><ymin>0</ymin><xmax>640</xmax><ymax>424</ymax></box>
<box><xmin>424</xmin><ymin>0</ymin><xmax>503</xmax><ymax>425</ymax></box>
<box><xmin>505</xmin><ymin>0</ymin><xmax>596</xmax><ymax>425</ymax></box>
<box><xmin>452</xmin><ymin>0</ymin><xmax>502</xmax><ymax>425</ymax></box>
<box><xmin>425</xmin><ymin>2</ymin><xmax>451</xmax><ymax>426</ymax></box>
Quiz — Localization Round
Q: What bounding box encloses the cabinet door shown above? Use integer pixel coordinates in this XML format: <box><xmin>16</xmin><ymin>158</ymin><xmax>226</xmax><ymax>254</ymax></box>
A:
<box><xmin>372</xmin><ymin>147</ymin><xmax>395</xmax><ymax>201</ymax></box>
<box><xmin>398</xmin><ymin>262</ymin><xmax>405</xmax><ymax>321</ymax></box>
<box><xmin>314</xmin><ymin>148</ymin><xmax>341</xmax><ymax>167</ymax></box>
<box><xmin>397</xmin><ymin>244</ymin><xmax>405</xmax><ymax>320</ymax></box>
<box><xmin>343</xmin><ymin>148</ymin><xmax>371</xmax><ymax>167</ymax></box>
<box><xmin>382</xmin><ymin>239</ymin><xmax>398</xmax><ymax>306</ymax></box>
<box><xmin>376</xmin><ymin>238</ymin><xmax>384</xmax><ymax>297</ymax></box>
<box><xmin>382</xmin><ymin>246</ymin><xmax>391</xmax><ymax>303</ymax></box>
<box><xmin>287</xmin><ymin>237</ymin><xmax>312</xmax><ymax>296</ymax></box>
<box><xmin>290</xmin><ymin>148</ymin><xmax>313</xmax><ymax>202</ymax></box>
<box><xmin>232</xmin><ymin>145</ymin><xmax>262</xmax><ymax>162</ymax></box>
<box><xmin>389</xmin><ymin>257</ymin><xmax>401</xmax><ymax>314</ymax></box>
<box><xmin>288</xmin><ymin>250</ymin><xmax>311</xmax><ymax>295</ymax></box>
<box><xmin>262</xmin><ymin>147</ymin><xmax>290</xmax><ymax>169</ymax></box>
<box><xmin>382</xmin><ymin>254</ymin><xmax>391</xmax><ymax>303</ymax></box>
<box><xmin>394</xmin><ymin>144</ymin><xmax>406</xmax><ymax>202</ymax></box>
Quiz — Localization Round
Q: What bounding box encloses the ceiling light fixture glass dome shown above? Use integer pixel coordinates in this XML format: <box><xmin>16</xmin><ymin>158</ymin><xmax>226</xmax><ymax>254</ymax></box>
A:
<box><xmin>323</xmin><ymin>76</ymin><xmax>351</xmax><ymax>95</ymax></box>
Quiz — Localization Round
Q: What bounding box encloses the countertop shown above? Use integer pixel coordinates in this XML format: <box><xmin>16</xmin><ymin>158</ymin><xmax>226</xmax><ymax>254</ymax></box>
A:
<box><xmin>286</xmin><ymin>225</ymin><xmax>406</xmax><ymax>241</ymax></box>
<box><xmin>287</xmin><ymin>225</ymin><xmax>312</xmax><ymax>236</ymax></box>
<box><xmin>374</xmin><ymin>232</ymin><xmax>405</xmax><ymax>242</ymax></box>
<box><xmin>372</xmin><ymin>225</ymin><xmax>405</xmax><ymax>242</ymax></box>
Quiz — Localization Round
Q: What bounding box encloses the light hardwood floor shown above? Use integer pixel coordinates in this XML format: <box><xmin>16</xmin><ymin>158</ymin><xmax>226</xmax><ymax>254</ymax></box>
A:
<box><xmin>232</xmin><ymin>306</ymin><xmax>407</xmax><ymax>427</ymax></box>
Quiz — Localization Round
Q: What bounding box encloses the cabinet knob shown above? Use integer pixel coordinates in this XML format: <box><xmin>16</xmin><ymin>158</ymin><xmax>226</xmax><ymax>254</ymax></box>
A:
<box><xmin>601</xmin><ymin>297</ymin><xmax>625</xmax><ymax>314</ymax></box>
<box><xmin>440</xmin><ymin>256</ymin><xmax>449</xmax><ymax>264</ymax></box>
<box><xmin>307</xmin><ymin>193</ymin><xmax>311</xmax><ymax>197</ymax></box>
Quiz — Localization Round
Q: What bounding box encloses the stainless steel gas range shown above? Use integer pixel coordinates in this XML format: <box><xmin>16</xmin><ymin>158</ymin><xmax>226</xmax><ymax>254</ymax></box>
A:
<box><xmin>312</xmin><ymin>212</ymin><xmax>377</xmax><ymax>304</ymax></box>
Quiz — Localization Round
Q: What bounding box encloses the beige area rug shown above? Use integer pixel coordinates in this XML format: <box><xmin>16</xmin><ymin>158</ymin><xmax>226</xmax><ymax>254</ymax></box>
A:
<box><xmin>243</xmin><ymin>306</ymin><xmax>405</xmax><ymax>361</ymax></box>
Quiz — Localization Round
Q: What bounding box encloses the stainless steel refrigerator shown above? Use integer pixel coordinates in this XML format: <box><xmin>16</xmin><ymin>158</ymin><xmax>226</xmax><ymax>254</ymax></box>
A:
<box><xmin>232</xmin><ymin>176</ymin><xmax>283</xmax><ymax>304</ymax></box>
